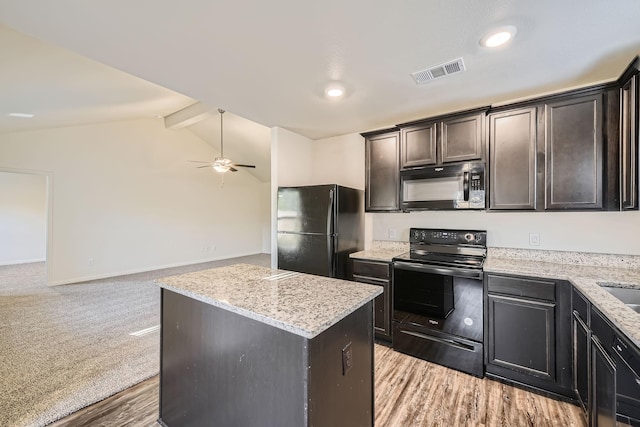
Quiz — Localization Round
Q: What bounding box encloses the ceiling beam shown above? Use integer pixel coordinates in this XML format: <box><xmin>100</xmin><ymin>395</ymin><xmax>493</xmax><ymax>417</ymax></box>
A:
<box><xmin>164</xmin><ymin>102</ymin><xmax>215</xmax><ymax>129</ymax></box>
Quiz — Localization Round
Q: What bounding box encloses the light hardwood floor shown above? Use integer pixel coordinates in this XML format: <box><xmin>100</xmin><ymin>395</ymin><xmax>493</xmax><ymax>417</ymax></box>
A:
<box><xmin>50</xmin><ymin>344</ymin><xmax>586</xmax><ymax>427</ymax></box>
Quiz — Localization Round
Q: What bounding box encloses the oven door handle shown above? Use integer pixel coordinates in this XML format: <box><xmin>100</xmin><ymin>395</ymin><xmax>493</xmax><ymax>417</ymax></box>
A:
<box><xmin>393</xmin><ymin>261</ymin><xmax>482</xmax><ymax>279</ymax></box>
<box><xmin>399</xmin><ymin>329</ymin><xmax>476</xmax><ymax>352</ymax></box>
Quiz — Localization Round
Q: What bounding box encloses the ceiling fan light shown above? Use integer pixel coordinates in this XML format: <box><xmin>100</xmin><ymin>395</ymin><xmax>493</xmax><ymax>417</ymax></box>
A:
<box><xmin>213</xmin><ymin>164</ymin><xmax>230</xmax><ymax>173</ymax></box>
<box><xmin>325</xmin><ymin>83</ymin><xmax>345</xmax><ymax>99</ymax></box>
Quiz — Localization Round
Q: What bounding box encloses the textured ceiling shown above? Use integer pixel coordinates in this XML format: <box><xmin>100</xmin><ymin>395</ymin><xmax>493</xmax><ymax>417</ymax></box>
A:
<box><xmin>1</xmin><ymin>0</ymin><xmax>639</xmax><ymax>141</ymax></box>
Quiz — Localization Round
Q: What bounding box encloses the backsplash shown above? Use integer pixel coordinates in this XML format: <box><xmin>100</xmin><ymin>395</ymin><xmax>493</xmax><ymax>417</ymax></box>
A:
<box><xmin>489</xmin><ymin>247</ymin><xmax>640</xmax><ymax>270</ymax></box>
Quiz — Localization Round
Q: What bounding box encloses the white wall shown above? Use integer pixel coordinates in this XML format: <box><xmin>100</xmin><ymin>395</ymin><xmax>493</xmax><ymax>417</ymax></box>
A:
<box><xmin>0</xmin><ymin>118</ymin><xmax>266</xmax><ymax>285</ymax></box>
<box><xmin>261</xmin><ymin>181</ymin><xmax>271</xmax><ymax>254</ymax></box>
<box><xmin>270</xmin><ymin>127</ymin><xmax>315</xmax><ymax>266</ymax></box>
<box><xmin>315</xmin><ymin>133</ymin><xmax>640</xmax><ymax>256</ymax></box>
<box><xmin>272</xmin><ymin>127</ymin><xmax>314</xmax><ymax>187</ymax></box>
<box><xmin>311</xmin><ymin>133</ymin><xmax>365</xmax><ymax>190</ymax></box>
<box><xmin>0</xmin><ymin>171</ymin><xmax>47</xmax><ymax>265</ymax></box>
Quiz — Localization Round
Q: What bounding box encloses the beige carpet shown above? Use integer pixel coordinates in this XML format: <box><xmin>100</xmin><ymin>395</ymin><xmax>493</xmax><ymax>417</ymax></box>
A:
<box><xmin>0</xmin><ymin>254</ymin><xmax>271</xmax><ymax>427</ymax></box>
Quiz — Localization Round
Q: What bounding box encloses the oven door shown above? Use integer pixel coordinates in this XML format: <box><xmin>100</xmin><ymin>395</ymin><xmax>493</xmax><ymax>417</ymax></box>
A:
<box><xmin>392</xmin><ymin>262</ymin><xmax>483</xmax><ymax>342</ymax></box>
<box><xmin>392</xmin><ymin>261</ymin><xmax>485</xmax><ymax>377</ymax></box>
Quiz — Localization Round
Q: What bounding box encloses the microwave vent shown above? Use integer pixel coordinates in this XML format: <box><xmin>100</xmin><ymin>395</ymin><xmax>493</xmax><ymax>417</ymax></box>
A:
<box><xmin>411</xmin><ymin>57</ymin><xmax>466</xmax><ymax>85</ymax></box>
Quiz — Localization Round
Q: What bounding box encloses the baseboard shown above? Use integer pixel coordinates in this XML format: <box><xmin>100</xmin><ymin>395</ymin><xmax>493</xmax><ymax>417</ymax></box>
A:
<box><xmin>0</xmin><ymin>258</ymin><xmax>46</xmax><ymax>267</ymax></box>
<box><xmin>47</xmin><ymin>252</ymin><xmax>269</xmax><ymax>286</ymax></box>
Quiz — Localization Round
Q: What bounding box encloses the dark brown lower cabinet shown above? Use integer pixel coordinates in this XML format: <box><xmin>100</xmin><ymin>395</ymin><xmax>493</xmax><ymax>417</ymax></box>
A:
<box><xmin>573</xmin><ymin>310</ymin><xmax>591</xmax><ymax>414</ymax></box>
<box><xmin>485</xmin><ymin>274</ymin><xmax>573</xmax><ymax>398</ymax></box>
<box><xmin>353</xmin><ymin>259</ymin><xmax>392</xmax><ymax>341</ymax></box>
<box><xmin>591</xmin><ymin>335</ymin><xmax>617</xmax><ymax>427</ymax></box>
<box><xmin>487</xmin><ymin>294</ymin><xmax>556</xmax><ymax>379</ymax></box>
<box><xmin>572</xmin><ymin>288</ymin><xmax>640</xmax><ymax>426</ymax></box>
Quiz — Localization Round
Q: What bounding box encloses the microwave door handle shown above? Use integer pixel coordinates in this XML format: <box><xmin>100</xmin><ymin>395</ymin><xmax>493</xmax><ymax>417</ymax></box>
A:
<box><xmin>463</xmin><ymin>172</ymin><xmax>470</xmax><ymax>201</ymax></box>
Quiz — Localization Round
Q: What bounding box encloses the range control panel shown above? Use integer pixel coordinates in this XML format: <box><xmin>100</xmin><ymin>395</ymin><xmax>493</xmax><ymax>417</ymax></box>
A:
<box><xmin>410</xmin><ymin>228</ymin><xmax>486</xmax><ymax>247</ymax></box>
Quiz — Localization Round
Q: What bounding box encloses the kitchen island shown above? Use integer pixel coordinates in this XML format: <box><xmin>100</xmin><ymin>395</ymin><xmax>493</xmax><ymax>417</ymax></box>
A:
<box><xmin>155</xmin><ymin>264</ymin><xmax>382</xmax><ymax>427</ymax></box>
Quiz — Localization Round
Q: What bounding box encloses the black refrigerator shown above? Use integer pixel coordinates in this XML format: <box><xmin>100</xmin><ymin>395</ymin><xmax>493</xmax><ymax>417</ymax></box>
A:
<box><xmin>277</xmin><ymin>184</ymin><xmax>364</xmax><ymax>279</ymax></box>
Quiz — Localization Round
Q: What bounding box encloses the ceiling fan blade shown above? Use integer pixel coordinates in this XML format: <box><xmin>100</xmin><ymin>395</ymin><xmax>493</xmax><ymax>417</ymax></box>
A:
<box><xmin>196</xmin><ymin>165</ymin><xmax>212</xmax><ymax>168</ymax></box>
<box><xmin>188</xmin><ymin>160</ymin><xmax>211</xmax><ymax>163</ymax></box>
<box><xmin>231</xmin><ymin>164</ymin><xmax>256</xmax><ymax>168</ymax></box>
<box><xmin>230</xmin><ymin>167</ymin><xmax>239</xmax><ymax>172</ymax></box>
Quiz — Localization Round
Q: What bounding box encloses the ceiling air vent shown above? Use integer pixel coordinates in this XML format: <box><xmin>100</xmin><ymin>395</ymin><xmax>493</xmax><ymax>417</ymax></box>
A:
<box><xmin>411</xmin><ymin>57</ymin><xmax>466</xmax><ymax>85</ymax></box>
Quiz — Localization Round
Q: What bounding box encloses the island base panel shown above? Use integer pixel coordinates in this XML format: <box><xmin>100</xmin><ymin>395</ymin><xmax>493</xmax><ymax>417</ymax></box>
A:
<box><xmin>159</xmin><ymin>290</ymin><xmax>306</xmax><ymax>427</ymax></box>
<box><xmin>308</xmin><ymin>302</ymin><xmax>374</xmax><ymax>426</ymax></box>
<box><xmin>159</xmin><ymin>289</ymin><xmax>374</xmax><ymax>427</ymax></box>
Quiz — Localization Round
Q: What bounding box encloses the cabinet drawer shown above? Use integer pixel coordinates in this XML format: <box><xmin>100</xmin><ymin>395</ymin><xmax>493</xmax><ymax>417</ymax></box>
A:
<box><xmin>486</xmin><ymin>274</ymin><xmax>556</xmax><ymax>301</ymax></box>
<box><xmin>572</xmin><ymin>287</ymin><xmax>590</xmax><ymax>324</ymax></box>
<box><xmin>353</xmin><ymin>260</ymin><xmax>390</xmax><ymax>279</ymax></box>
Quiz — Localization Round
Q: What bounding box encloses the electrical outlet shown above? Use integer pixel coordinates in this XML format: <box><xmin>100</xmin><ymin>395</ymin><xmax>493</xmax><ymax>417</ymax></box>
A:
<box><xmin>87</xmin><ymin>258</ymin><xmax>94</xmax><ymax>266</ymax></box>
<box><xmin>342</xmin><ymin>342</ymin><xmax>353</xmax><ymax>375</ymax></box>
<box><xmin>388</xmin><ymin>228</ymin><xmax>398</xmax><ymax>239</ymax></box>
<box><xmin>529</xmin><ymin>233</ymin><xmax>540</xmax><ymax>246</ymax></box>
<box><xmin>210</xmin><ymin>244</ymin><xmax>216</xmax><ymax>252</ymax></box>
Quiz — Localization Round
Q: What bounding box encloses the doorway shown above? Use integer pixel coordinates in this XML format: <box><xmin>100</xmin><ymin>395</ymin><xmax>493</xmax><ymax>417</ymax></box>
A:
<box><xmin>0</xmin><ymin>168</ymin><xmax>52</xmax><ymax>284</ymax></box>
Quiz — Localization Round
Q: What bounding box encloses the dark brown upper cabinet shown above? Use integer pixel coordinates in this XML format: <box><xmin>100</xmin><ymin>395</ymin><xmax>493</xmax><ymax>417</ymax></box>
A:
<box><xmin>618</xmin><ymin>57</ymin><xmax>639</xmax><ymax>210</ymax></box>
<box><xmin>400</xmin><ymin>121</ymin><xmax>437</xmax><ymax>168</ymax></box>
<box><xmin>545</xmin><ymin>93</ymin><xmax>604</xmax><ymax>210</ymax></box>
<box><xmin>399</xmin><ymin>109</ymin><xmax>486</xmax><ymax>169</ymax></box>
<box><xmin>488</xmin><ymin>107</ymin><xmax>538</xmax><ymax>210</ymax></box>
<box><xmin>362</xmin><ymin>129</ymin><xmax>400</xmax><ymax>212</ymax></box>
<box><xmin>487</xmin><ymin>84</ymin><xmax>620</xmax><ymax>212</ymax></box>
<box><xmin>441</xmin><ymin>113</ymin><xmax>485</xmax><ymax>163</ymax></box>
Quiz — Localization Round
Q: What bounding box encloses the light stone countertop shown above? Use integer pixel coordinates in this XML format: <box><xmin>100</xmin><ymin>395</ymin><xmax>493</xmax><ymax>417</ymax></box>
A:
<box><xmin>350</xmin><ymin>240</ymin><xmax>408</xmax><ymax>262</ymax></box>
<box><xmin>485</xmin><ymin>254</ymin><xmax>640</xmax><ymax>348</ymax></box>
<box><xmin>155</xmin><ymin>263</ymin><xmax>382</xmax><ymax>339</ymax></box>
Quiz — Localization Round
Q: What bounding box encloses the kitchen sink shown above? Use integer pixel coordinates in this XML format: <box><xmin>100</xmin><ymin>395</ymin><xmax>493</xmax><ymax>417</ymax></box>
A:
<box><xmin>598</xmin><ymin>283</ymin><xmax>640</xmax><ymax>314</ymax></box>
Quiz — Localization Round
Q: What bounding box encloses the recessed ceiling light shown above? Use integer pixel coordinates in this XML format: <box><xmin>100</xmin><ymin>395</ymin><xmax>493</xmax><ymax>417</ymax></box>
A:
<box><xmin>8</xmin><ymin>112</ymin><xmax>34</xmax><ymax>118</ymax></box>
<box><xmin>480</xmin><ymin>26</ymin><xmax>517</xmax><ymax>48</ymax></box>
<box><xmin>325</xmin><ymin>83</ymin><xmax>345</xmax><ymax>98</ymax></box>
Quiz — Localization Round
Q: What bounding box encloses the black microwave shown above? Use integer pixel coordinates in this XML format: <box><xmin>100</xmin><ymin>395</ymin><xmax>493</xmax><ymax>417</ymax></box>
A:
<box><xmin>399</xmin><ymin>162</ymin><xmax>485</xmax><ymax>210</ymax></box>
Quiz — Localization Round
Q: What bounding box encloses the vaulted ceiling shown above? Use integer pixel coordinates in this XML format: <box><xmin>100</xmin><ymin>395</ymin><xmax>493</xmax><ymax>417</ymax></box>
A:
<box><xmin>1</xmin><ymin>0</ymin><xmax>639</xmax><ymax>143</ymax></box>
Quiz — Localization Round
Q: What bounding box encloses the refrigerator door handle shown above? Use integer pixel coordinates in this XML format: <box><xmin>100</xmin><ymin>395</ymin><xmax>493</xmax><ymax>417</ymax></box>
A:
<box><xmin>328</xmin><ymin>188</ymin><xmax>334</xmax><ymax>235</ymax></box>
<box><xmin>330</xmin><ymin>234</ymin><xmax>337</xmax><ymax>277</ymax></box>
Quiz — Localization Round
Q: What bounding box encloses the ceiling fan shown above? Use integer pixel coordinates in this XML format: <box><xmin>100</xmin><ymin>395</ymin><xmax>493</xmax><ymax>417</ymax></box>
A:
<box><xmin>190</xmin><ymin>108</ymin><xmax>256</xmax><ymax>173</ymax></box>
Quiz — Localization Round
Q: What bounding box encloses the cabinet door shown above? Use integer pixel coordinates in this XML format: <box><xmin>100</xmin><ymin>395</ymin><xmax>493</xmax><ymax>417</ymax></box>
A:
<box><xmin>573</xmin><ymin>311</ymin><xmax>590</xmax><ymax>415</ymax></box>
<box><xmin>373</xmin><ymin>283</ymin><xmax>390</xmax><ymax>339</ymax></box>
<box><xmin>441</xmin><ymin>112</ymin><xmax>484</xmax><ymax>163</ymax></box>
<box><xmin>621</xmin><ymin>74</ymin><xmax>638</xmax><ymax>210</ymax></box>
<box><xmin>365</xmin><ymin>132</ymin><xmax>400</xmax><ymax>211</ymax></box>
<box><xmin>489</xmin><ymin>107</ymin><xmax>537</xmax><ymax>210</ymax></box>
<box><xmin>353</xmin><ymin>275</ymin><xmax>391</xmax><ymax>340</ymax></box>
<box><xmin>487</xmin><ymin>294</ymin><xmax>556</xmax><ymax>380</ymax></box>
<box><xmin>591</xmin><ymin>336</ymin><xmax>617</xmax><ymax>427</ymax></box>
<box><xmin>353</xmin><ymin>260</ymin><xmax>392</xmax><ymax>341</ymax></box>
<box><xmin>545</xmin><ymin>93</ymin><xmax>603</xmax><ymax>209</ymax></box>
<box><xmin>400</xmin><ymin>122</ymin><xmax>437</xmax><ymax>168</ymax></box>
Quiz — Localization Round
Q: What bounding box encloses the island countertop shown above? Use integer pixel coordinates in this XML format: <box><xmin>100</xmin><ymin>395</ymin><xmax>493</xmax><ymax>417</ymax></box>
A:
<box><xmin>155</xmin><ymin>263</ymin><xmax>382</xmax><ymax>339</ymax></box>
